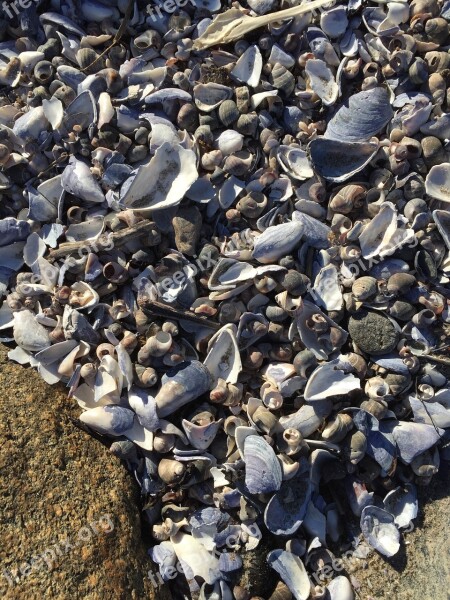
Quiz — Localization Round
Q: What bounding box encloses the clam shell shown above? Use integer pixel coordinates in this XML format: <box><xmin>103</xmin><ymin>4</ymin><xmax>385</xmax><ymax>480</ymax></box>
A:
<box><xmin>182</xmin><ymin>417</ymin><xmax>222</xmax><ymax>450</ymax></box>
<box><xmin>304</xmin><ymin>361</ymin><xmax>360</xmax><ymax>401</ymax></box>
<box><xmin>0</xmin><ymin>218</ymin><xmax>30</xmax><ymax>247</ymax></box>
<box><xmin>383</xmin><ymin>484</ymin><xmax>418</xmax><ymax>529</ymax></box>
<box><xmin>266</xmin><ymin>550</ymin><xmax>311</xmax><ymax>600</ymax></box>
<box><xmin>308</xmin><ymin>138</ymin><xmax>379</xmax><ymax>182</ymax></box>
<box><xmin>13</xmin><ymin>310</ymin><xmax>50</xmax><ymax>353</ymax></box>
<box><xmin>360</xmin><ymin>505</ymin><xmax>400</xmax><ymax>557</ymax></box>
<box><xmin>313</xmin><ymin>264</ymin><xmax>342</xmax><ymax>311</ymax></box>
<box><xmin>79</xmin><ymin>405</ymin><xmax>135</xmax><ymax>436</ymax></box>
<box><xmin>120</xmin><ymin>143</ymin><xmax>198</xmax><ymax>212</ymax></box>
<box><xmin>325</xmin><ymin>87</ymin><xmax>393</xmax><ymax>142</ymax></box>
<box><xmin>204</xmin><ymin>324</ymin><xmax>242</xmax><ymax>385</ymax></box>
<box><xmin>305</xmin><ymin>59</ymin><xmax>339</xmax><ymax>106</ymax></box>
<box><xmin>264</xmin><ymin>470</ymin><xmax>311</xmax><ymax>535</ymax></box>
<box><xmin>432</xmin><ymin>210</ymin><xmax>450</xmax><ymax>250</ymax></box>
<box><xmin>155</xmin><ymin>360</ymin><xmax>213</xmax><ymax>418</ymax></box>
<box><xmin>320</xmin><ymin>6</ymin><xmax>348</xmax><ymax>38</ymax></box>
<box><xmin>194</xmin><ymin>83</ymin><xmax>232</xmax><ymax>112</ymax></box>
<box><xmin>244</xmin><ymin>434</ymin><xmax>282</xmax><ymax>494</ymax></box>
<box><xmin>295</xmin><ymin>301</ymin><xmax>348</xmax><ymax>360</ymax></box>
<box><xmin>170</xmin><ymin>531</ymin><xmax>220</xmax><ymax>584</ymax></box>
<box><xmin>326</xmin><ymin>576</ymin><xmax>354</xmax><ymax>600</ymax></box>
<box><xmin>61</xmin><ymin>157</ymin><xmax>104</xmax><ymax>204</ymax></box>
<box><xmin>425</xmin><ymin>163</ymin><xmax>450</xmax><ymax>203</ymax></box>
<box><xmin>277</xmin><ymin>145</ymin><xmax>313</xmax><ymax>181</ymax></box>
<box><xmin>252</xmin><ymin>221</ymin><xmax>303</xmax><ymax>264</ymax></box>
<box><xmin>392</xmin><ymin>421</ymin><xmax>444</xmax><ymax>464</ymax></box>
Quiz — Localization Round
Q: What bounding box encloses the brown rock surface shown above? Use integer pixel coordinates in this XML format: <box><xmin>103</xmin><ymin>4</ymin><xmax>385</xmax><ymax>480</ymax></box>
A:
<box><xmin>0</xmin><ymin>343</ymin><xmax>167</xmax><ymax>600</ymax></box>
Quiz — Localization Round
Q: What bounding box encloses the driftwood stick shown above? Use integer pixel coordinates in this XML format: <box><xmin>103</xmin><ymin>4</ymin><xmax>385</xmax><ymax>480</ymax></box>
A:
<box><xmin>142</xmin><ymin>300</ymin><xmax>221</xmax><ymax>330</ymax></box>
<box><xmin>47</xmin><ymin>220</ymin><xmax>160</xmax><ymax>261</ymax></box>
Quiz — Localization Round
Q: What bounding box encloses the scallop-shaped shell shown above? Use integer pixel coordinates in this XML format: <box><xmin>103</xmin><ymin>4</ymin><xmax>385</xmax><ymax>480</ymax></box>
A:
<box><xmin>204</xmin><ymin>324</ymin><xmax>242</xmax><ymax>385</ymax></box>
<box><xmin>231</xmin><ymin>45</ymin><xmax>262</xmax><ymax>87</ymax></box>
<box><xmin>266</xmin><ymin>550</ymin><xmax>310</xmax><ymax>600</ymax></box>
<box><xmin>308</xmin><ymin>138</ymin><xmax>379</xmax><ymax>182</ymax></box>
<box><xmin>304</xmin><ymin>361</ymin><xmax>360</xmax><ymax>401</ymax></box>
<box><xmin>360</xmin><ymin>505</ymin><xmax>400</xmax><ymax>557</ymax></box>
<box><xmin>425</xmin><ymin>163</ymin><xmax>450</xmax><ymax>203</ymax></box>
<box><xmin>120</xmin><ymin>143</ymin><xmax>198</xmax><ymax>212</ymax></box>
<box><xmin>325</xmin><ymin>87</ymin><xmax>393</xmax><ymax>142</ymax></box>
<box><xmin>305</xmin><ymin>59</ymin><xmax>338</xmax><ymax>106</ymax></box>
<box><xmin>193</xmin><ymin>83</ymin><xmax>232</xmax><ymax>112</ymax></box>
<box><xmin>244</xmin><ymin>434</ymin><xmax>282</xmax><ymax>494</ymax></box>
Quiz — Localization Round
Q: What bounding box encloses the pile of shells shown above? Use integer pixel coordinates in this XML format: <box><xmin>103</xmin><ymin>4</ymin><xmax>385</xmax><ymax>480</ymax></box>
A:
<box><xmin>1</xmin><ymin>0</ymin><xmax>450</xmax><ymax>597</ymax></box>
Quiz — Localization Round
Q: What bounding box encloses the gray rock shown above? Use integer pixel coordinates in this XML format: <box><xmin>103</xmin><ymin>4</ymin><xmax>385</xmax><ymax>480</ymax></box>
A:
<box><xmin>348</xmin><ymin>310</ymin><xmax>399</xmax><ymax>355</ymax></box>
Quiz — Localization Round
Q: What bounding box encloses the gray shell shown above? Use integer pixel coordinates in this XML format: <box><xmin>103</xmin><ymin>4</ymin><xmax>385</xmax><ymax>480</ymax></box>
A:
<box><xmin>155</xmin><ymin>360</ymin><xmax>213</xmax><ymax>418</ymax></box>
<box><xmin>244</xmin><ymin>434</ymin><xmax>282</xmax><ymax>494</ymax></box>
<box><xmin>308</xmin><ymin>138</ymin><xmax>379</xmax><ymax>182</ymax></box>
<box><xmin>325</xmin><ymin>87</ymin><xmax>393</xmax><ymax>142</ymax></box>
<box><xmin>264</xmin><ymin>469</ymin><xmax>311</xmax><ymax>535</ymax></box>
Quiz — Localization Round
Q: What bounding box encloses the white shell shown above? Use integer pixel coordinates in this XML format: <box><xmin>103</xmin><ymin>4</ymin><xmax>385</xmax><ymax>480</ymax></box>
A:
<box><xmin>170</xmin><ymin>531</ymin><xmax>220</xmax><ymax>584</ymax></box>
<box><xmin>313</xmin><ymin>264</ymin><xmax>343</xmax><ymax>311</ymax></box>
<box><xmin>267</xmin><ymin>550</ymin><xmax>311</xmax><ymax>600</ymax></box>
<box><xmin>277</xmin><ymin>145</ymin><xmax>314</xmax><ymax>181</ymax></box>
<box><xmin>193</xmin><ymin>82</ymin><xmax>232</xmax><ymax>112</ymax></box>
<box><xmin>305</xmin><ymin>59</ymin><xmax>339</xmax><ymax>105</ymax></box>
<box><xmin>120</xmin><ymin>143</ymin><xmax>198</xmax><ymax>212</ymax></box>
<box><xmin>217</xmin><ymin>130</ymin><xmax>244</xmax><ymax>155</ymax></box>
<box><xmin>13</xmin><ymin>310</ymin><xmax>50</xmax><ymax>352</ymax></box>
<box><xmin>304</xmin><ymin>361</ymin><xmax>360</xmax><ymax>401</ymax></box>
<box><xmin>425</xmin><ymin>163</ymin><xmax>450</xmax><ymax>203</ymax></box>
<box><xmin>231</xmin><ymin>45</ymin><xmax>263</xmax><ymax>87</ymax></box>
<box><xmin>204</xmin><ymin>324</ymin><xmax>242</xmax><ymax>385</ymax></box>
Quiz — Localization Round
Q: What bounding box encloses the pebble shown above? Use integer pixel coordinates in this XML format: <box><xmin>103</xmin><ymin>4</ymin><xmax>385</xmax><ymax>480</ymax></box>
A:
<box><xmin>172</xmin><ymin>206</ymin><xmax>203</xmax><ymax>256</ymax></box>
<box><xmin>348</xmin><ymin>310</ymin><xmax>399</xmax><ymax>355</ymax></box>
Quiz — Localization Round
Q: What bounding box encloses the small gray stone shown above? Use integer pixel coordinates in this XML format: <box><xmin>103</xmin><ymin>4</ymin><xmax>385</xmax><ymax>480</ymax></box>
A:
<box><xmin>348</xmin><ymin>310</ymin><xmax>399</xmax><ymax>355</ymax></box>
<box><xmin>172</xmin><ymin>206</ymin><xmax>202</xmax><ymax>256</ymax></box>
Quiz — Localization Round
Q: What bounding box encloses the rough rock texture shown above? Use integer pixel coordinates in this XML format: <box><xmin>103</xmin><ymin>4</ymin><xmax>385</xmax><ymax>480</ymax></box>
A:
<box><xmin>349</xmin><ymin>463</ymin><xmax>450</xmax><ymax>599</ymax></box>
<box><xmin>0</xmin><ymin>344</ymin><xmax>168</xmax><ymax>600</ymax></box>
<box><xmin>348</xmin><ymin>310</ymin><xmax>399</xmax><ymax>355</ymax></box>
